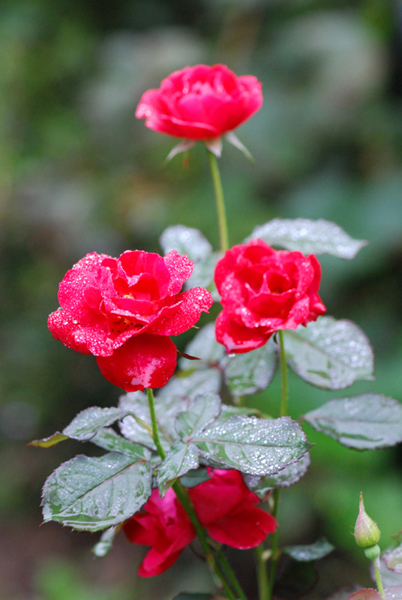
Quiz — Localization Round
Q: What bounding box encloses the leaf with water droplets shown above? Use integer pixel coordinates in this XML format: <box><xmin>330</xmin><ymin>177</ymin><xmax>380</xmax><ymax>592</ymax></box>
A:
<box><xmin>92</xmin><ymin>525</ymin><xmax>119</xmax><ymax>557</ymax></box>
<box><xmin>304</xmin><ymin>394</ymin><xmax>402</xmax><ymax>450</ymax></box>
<box><xmin>119</xmin><ymin>390</ymin><xmax>192</xmax><ymax>451</ymax></box>
<box><xmin>42</xmin><ymin>452</ymin><xmax>152</xmax><ymax>532</ymax></box>
<box><xmin>191</xmin><ymin>416</ymin><xmax>311</xmax><ymax>477</ymax></box>
<box><xmin>176</xmin><ymin>394</ymin><xmax>221</xmax><ymax>439</ymax></box>
<box><xmin>91</xmin><ymin>428</ymin><xmax>151</xmax><ymax>460</ymax></box>
<box><xmin>157</xmin><ymin>441</ymin><xmax>200</xmax><ymax>496</ymax></box>
<box><xmin>247</xmin><ymin>218</ymin><xmax>367</xmax><ymax>259</ymax></box>
<box><xmin>158</xmin><ymin>369</ymin><xmax>221</xmax><ymax>402</ymax></box>
<box><xmin>283</xmin><ymin>537</ymin><xmax>335</xmax><ymax>562</ymax></box>
<box><xmin>159</xmin><ymin>225</ymin><xmax>212</xmax><ymax>263</ymax></box>
<box><xmin>243</xmin><ymin>453</ymin><xmax>310</xmax><ymax>499</ymax></box>
<box><xmin>179</xmin><ymin>323</ymin><xmax>225</xmax><ymax>371</ymax></box>
<box><xmin>283</xmin><ymin>317</ymin><xmax>374</xmax><ymax>390</ymax></box>
<box><xmin>63</xmin><ymin>406</ymin><xmax>128</xmax><ymax>441</ymax></box>
<box><xmin>222</xmin><ymin>339</ymin><xmax>278</xmax><ymax>398</ymax></box>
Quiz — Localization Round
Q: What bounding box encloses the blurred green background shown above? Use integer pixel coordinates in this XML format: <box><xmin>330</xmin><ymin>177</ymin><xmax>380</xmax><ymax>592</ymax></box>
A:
<box><xmin>1</xmin><ymin>0</ymin><xmax>402</xmax><ymax>598</ymax></box>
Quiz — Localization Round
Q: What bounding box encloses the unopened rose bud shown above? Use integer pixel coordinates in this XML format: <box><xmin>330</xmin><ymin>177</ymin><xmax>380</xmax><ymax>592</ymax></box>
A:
<box><xmin>354</xmin><ymin>492</ymin><xmax>381</xmax><ymax>549</ymax></box>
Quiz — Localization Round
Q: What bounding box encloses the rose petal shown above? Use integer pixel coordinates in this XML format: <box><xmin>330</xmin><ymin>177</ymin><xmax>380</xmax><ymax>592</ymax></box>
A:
<box><xmin>215</xmin><ymin>311</ymin><xmax>270</xmax><ymax>354</ymax></box>
<box><xmin>96</xmin><ymin>334</ymin><xmax>177</xmax><ymax>391</ymax></box>
<box><xmin>150</xmin><ymin>288</ymin><xmax>213</xmax><ymax>336</ymax></box>
<box><xmin>207</xmin><ymin>504</ymin><xmax>277</xmax><ymax>549</ymax></box>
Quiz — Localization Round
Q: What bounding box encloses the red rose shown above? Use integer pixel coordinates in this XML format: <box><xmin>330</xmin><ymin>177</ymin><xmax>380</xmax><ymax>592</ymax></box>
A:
<box><xmin>136</xmin><ymin>64</ymin><xmax>262</xmax><ymax>141</ymax></box>
<box><xmin>123</xmin><ymin>488</ymin><xmax>195</xmax><ymax>577</ymax></box>
<box><xmin>123</xmin><ymin>469</ymin><xmax>277</xmax><ymax>576</ymax></box>
<box><xmin>48</xmin><ymin>250</ymin><xmax>213</xmax><ymax>391</ymax></box>
<box><xmin>215</xmin><ymin>239</ymin><xmax>326</xmax><ymax>353</ymax></box>
<box><xmin>189</xmin><ymin>469</ymin><xmax>277</xmax><ymax>549</ymax></box>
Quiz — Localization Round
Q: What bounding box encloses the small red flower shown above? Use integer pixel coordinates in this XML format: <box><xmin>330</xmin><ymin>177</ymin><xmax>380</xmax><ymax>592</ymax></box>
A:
<box><xmin>136</xmin><ymin>64</ymin><xmax>263</xmax><ymax>141</ymax></box>
<box><xmin>123</xmin><ymin>469</ymin><xmax>277</xmax><ymax>576</ymax></box>
<box><xmin>48</xmin><ymin>250</ymin><xmax>213</xmax><ymax>391</ymax></box>
<box><xmin>215</xmin><ymin>239</ymin><xmax>326</xmax><ymax>353</ymax></box>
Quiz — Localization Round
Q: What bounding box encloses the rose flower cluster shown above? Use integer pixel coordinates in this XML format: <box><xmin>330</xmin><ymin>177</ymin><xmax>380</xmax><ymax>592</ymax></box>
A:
<box><xmin>123</xmin><ymin>469</ymin><xmax>277</xmax><ymax>576</ymax></box>
<box><xmin>48</xmin><ymin>250</ymin><xmax>213</xmax><ymax>391</ymax></box>
<box><xmin>47</xmin><ymin>63</ymin><xmax>327</xmax><ymax>580</ymax></box>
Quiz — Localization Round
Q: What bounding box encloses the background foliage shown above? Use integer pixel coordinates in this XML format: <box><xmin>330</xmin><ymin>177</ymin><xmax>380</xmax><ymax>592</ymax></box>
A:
<box><xmin>1</xmin><ymin>0</ymin><xmax>402</xmax><ymax>598</ymax></box>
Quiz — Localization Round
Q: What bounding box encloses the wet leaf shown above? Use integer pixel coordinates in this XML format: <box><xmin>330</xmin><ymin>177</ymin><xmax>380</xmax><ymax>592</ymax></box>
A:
<box><xmin>222</xmin><ymin>339</ymin><xmax>278</xmax><ymax>398</ymax></box>
<box><xmin>243</xmin><ymin>453</ymin><xmax>310</xmax><ymax>499</ymax></box>
<box><xmin>176</xmin><ymin>394</ymin><xmax>221</xmax><ymax>439</ymax></box>
<box><xmin>42</xmin><ymin>452</ymin><xmax>151</xmax><ymax>532</ymax></box>
<box><xmin>157</xmin><ymin>441</ymin><xmax>200</xmax><ymax>496</ymax></box>
<box><xmin>283</xmin><ymin>317</ymin><xmax>374</xmax><ymax>390</ymax></box>
<box><xmin>92</xmin><ymin>525</ymin><xmax>119</xmax><ymax>557</ymax></box>
<box><xmin>247</xmin><ymin>218</ymin><xmax>367</xmax><ymax>259</ymax></box>
<box><xmin>191</xmin><ymin>416</ymin><xmax>311</xmax><ymax>476</ymax></box>
<box><xmin>179</xmin><ymin>323</ymin><xmax>225</xmax><ymax>371</ymax></box>
<box><xmin>63</xmin><ymin>406</ymin><xmax>128</xmax><ymax>441</ymax></box>
<box><xmin>91</xmin><ymin>428</ymin><xmax>151</xmax><ymax>460</ymax></box>
<box><xmin>304</xmin><ymin>394</ymin><xmax>402</xmax><ymax>450</ymax></box>
<box><xmin>158</xmin><ymin>369</ymin><xmax>221</xmax><ymax>402</ymax></box>
<box><xmin>283</xmin><ymin>537</ymin><xmax>334</xmax><ymax>561</ymax></box>
<box><xmin>159</xmin><ymin>225</ymin><xmax>212</xmax><ymax>263</ymax></box>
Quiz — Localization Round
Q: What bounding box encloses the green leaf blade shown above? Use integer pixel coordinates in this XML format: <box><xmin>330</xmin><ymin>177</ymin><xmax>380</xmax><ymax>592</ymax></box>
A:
<box><xmin>243</xmin><ymin>453</ymin><xmax>311</xmax><ymax>499</ymax></box>
<box><xmin>63</xmin><ymin>406</ymin><xmax>128</xmax><ymax>441</ymax></box>
<box><xmin>247</xmin><ymin>218</ymin><xmax>367</xmax><ymax>259</ymax></box>
<box><xmin>283</xmin><ymin>317</ymin><xmax>374</xmax><ymax>390</ymax></box>
<box><xmin>159</xmin><ymin>225</ymin><xmax>212</xmax><ymax>263</ymax></box>
<box><xmin>304</xmin><ymin>394</ymin><xmax>402</xmax><ymax>450</ymax></box>
<box><xmin>283</xmin><ymin>537</ymin><xmax>334</xmax><ymax>562</ymax></box>
<box><xmin>222</xmin><ymin>339</ymin><xmax>278</xmax><ymax>398</ymax></box>
<box><xmin>192</xmin><ymin>416</ymin><xmax>311</xmax><ymax>476</ymax></box>
<box><xmin>29</xmin><ymin>432</ymin><xmax>69</xmax><ymax>448</ymax></box>
<box><xmin>176</xmin><ymin>394</ymin><xmax>221</xmax><ymax>439</ymax></box>
<box><xmin>42</xmin><ymin>452</ymin><xmax>151</xmax><ymax>532</ymax></box>
<box><xmin>157</xmin><ymin>441</ymin><xmax>200</xmax><ymax>496</ymax></box>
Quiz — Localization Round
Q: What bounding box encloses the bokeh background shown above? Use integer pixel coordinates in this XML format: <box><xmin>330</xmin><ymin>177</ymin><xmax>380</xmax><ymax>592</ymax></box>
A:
<box><xmin>1</xmin><ymin>0</ymin><xmax>402</xmax><ymax>598</ymax></box>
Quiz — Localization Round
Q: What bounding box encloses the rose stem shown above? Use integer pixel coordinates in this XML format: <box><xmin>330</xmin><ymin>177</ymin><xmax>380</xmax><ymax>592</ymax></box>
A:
<box><xmin>215</xmin><ymin>547</ymin><xmax>249</xmax><ymax>600</ymax></box>
<box><xmin>146</xmin><ymin>388</ymin><xmax>243</xmax><ymax>600</ymax></box>
<box><xmin>255</xmin><ymin>544</ymin><xmax>269</xmax><ymax>600</ymax></box>
<box><xmin>374</xmin><ymin>556</ymin><xmax>386</xmax><ymax>600</ymax></box>
<box><xmin>207</xmin><ymin>149</ymin><xmax>229</xmax><ymax>253</ymax></box>
<box><xmin>266</xmin><ymin>331</ymin><xmax>289</xmax><ymax>599</ymax></box>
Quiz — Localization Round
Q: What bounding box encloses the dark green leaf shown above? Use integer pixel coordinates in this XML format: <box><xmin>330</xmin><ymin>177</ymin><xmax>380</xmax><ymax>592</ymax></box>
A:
<box><xmin>159</xmin><ymin>225</ymin><xmax>212</xmax><ymax>263</ymax></box>
<box><xmin>29</xmin><ymin>432</ymin><xmax>69</xmax><ymax>448</ymax></box>
<box><xmin>283</xmin><ymin>317</ymin><xmax>374</xmax><ymax>390</ymax></box>
<box><xmin>157</xmin><ymin>441</ymin><xmax>200</xmax><ymax>496</ymax></box>
<box><xmin>283</xmin><ymin>537</ymin><xmax>334</xmax><ymax>561</ymax></box>
<box><xmin>219</xmin><ymin>405</ymin><xmax>262</xmax><ymax>422</ymax></box>
<box><xmin>92</xmin><ymin>525</ymin><xmax>119</xmax><ymax>557</ymax></box>
<box><xmin>383</xmin><ymin>544</ymin><xmax>402</xmax><ymax>573</ymax></box>
<box><xmin>63</xmin><ymin>406</ymin><xmax>128</xmax><ymax>441</ymax></box>
<box><xmin>42</xmin><ymin>452</ymin><xmax>151</xmax><ymax>532</ymax></box>
<box><xmin>91</xmin><ymin>428</ymin><xmax>151</xmax><ymax>460</ymax></box>
<box><xmin>304</xmin><ymin>394</ymin><xmax>402</xmax><ymax>450</ymax></box>
<box><xmin>191</xmin><ymin>416</ymin><xmax>311</xmax><ymax>476</ymax></box>
<box><xmin>243</xmin><ymin>453</ymin><xmax>310</xmax><ymax>499</ymax></box>
<box><xmin>247</xmin><ymin>218</ymin><xmax>367</xmax><ymax>259</ymax></box>
<box><xmin>173</xmin><ymin>594</ymin><xmax>213</xmax><ymax>600</ymax></box>
<box><xmin>179</xmin><ymin>323</ymin><xmax>225</xmax><ymax>371</ymax></box>
<box><xmin>222</xmin><ymin>339</ymin><xmax>277</xmax><ymax>398</ymax></box>
<box><xmin>180</xmin><ymin>467</ymin><xmax>210</xmax><ymax>488</ymax></box>
<box><xmin>176</xmin><ymin>394</ymin><xmax>221</xmax><ymax>439</ymax></box>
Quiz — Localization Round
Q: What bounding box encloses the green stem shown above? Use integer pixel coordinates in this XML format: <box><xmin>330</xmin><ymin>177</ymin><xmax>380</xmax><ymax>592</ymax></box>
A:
<box><xmin>146</xmin><ymin>388</ymin><xmax>166</xmax><ymax>460</ymax></box>
<box><xmin>278</xmin><ymin>330</ymin><xmax>288</xmax><ymax>418</ymax></box>
<box><xmin>255</xmin><ymin>544</ymin><xmax>269</xmax><ymax>600</ymax></box>
<box><xmin>216</xmin><ymin>547</ymin><xmax>248</xmax><ymax>600</ymax></box>
<box><xmin>207</xmin><ymin>149</ymin><xmax>229</xmax><ymax>252</ymax></box>
<box><xmin>267</xmin><ymin>488</ymin><xmax>280</xmax><ymax>598</ymax></box>
<box><xmin>146</xmin><ymin>389</ymin><xmax>242</xmax><ymax>600</ymax></box>
<box><xmin>374</xmin><ymin>557</ymin><xmax>386</xmax><ymax>600</ymax></box>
